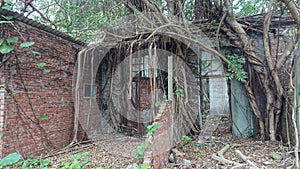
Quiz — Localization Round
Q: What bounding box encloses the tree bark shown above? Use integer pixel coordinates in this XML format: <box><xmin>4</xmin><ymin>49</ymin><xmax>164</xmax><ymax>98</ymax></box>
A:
<box><xmin>222</xmin><ymin>0</ymin><xmax>266</xmax><ymax>139</ymax></box>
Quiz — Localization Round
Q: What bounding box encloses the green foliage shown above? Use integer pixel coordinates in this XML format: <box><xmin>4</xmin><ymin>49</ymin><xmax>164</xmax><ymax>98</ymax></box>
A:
<box><xmin>184</xmin><ymin>0</ymin><xmax>194</xmax><ymax>21</ymax></box>
<box><xmin>147</xmin><ymin>122</ymin><xmax>158</xmax><ymax>136</ymax></box>
<box><xmin>199</xmin><ymin>151</ymin><xmax>206</xmax><ymax>157</ymax></box>
<box><xmin>33</xmin><ymin>0</ymin><xmax>127</xmax><ymax>41</ymax></box>
<box><xmin>225</xmin><ymin>54</ymin><xmax>248</xmax><ymax>83</ymax></box>
<box><xmin>59</xmin><ymin>152</ymin><xmax>91</xmax><ymax>169</ymax></box>
<box><xmin>174</xmin><ymin>89</ymin><xmax>184</xmax><ymax>97</ymax></box>
<box><xmin>37</xmin><ymin>62</ymin><xmax>46</xmax><ymax>67</ymax></box>
<box><xmin>233</xmin><ymin>0</ymin><xmax>269</xmax><ymax>17</ymax></box>
<box><xmin>154</xmin><ymin>101</ymin><xmax>161</xmax><ymax>107</ymax></box>
<box><xmin>20</xmin><ymin>42</ymin><xmax>35</xmax><ymax>48</ymax></box>
<box><xmin>247</xmin><ymin>128</ymin><xmax>254</xmax><ymax>137</ymax></box>
<box><xmin>0</xmin><ymin>42</ymin><xmax>14</xmax><ymax>54</ymax></box>
<box><xmin>43</xmin><ymin>70</ymin><xmax>51</xmax><ymax>74</ymax></box>
<box><xmin>39</xmin><ymin>115</ymin><xmax>49</xmax><ymax>121</ymax></box>
<box><xmin>1</xmin><ymin>0</ymin><xmax>14</xmax><ymax>11</ymax></box>
<box><xmin>0</xmin><ymin>152</ymin><xmax>21</xmax><ymax>168</ymax></box>
<box><xmin>21</xmin><ymin>156</ymin><xmax>50</xmax><ymax>169</ymax></box>
<box><xmin>132</xmin><ymin>142</ymin><xmax>148</xmax><ymax>163</ymax></box>
<box><xmin>28</xmin><ymin>50</ymin><xmax>41</xmax><ymax>55</ymax></box>
<box><xmin>139</xmin><ymin>164</ymin><xmax>149</xmax><ymax>169</ymax></box>
<box><xmin>0</xmin><ymin>36</ymin><xmax>17</xmax><ymax>54</ymax></box>
<box><xmin>6</xmin><ymin>37</ymin><xmax>18</xmax><ymax>43</ymax></box>
<box><xmin>179</xmin><ymin>135</ymin><xmax>192</xmax><ymax>148</ymax></box>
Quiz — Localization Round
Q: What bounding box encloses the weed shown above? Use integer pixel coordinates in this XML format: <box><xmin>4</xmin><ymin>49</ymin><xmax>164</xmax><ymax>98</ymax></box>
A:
<box><xmin>59</xmin><ymin>151</ymin><xmax>91</xmax><ymax>169</ymax></box>
<box><xmin>21</xmin><ymin>156</ymin><xmax>50</xmax><ymax>169</ymax></box>
<box><xmin>179</xmin><ymin>135</ymin><xmax>192</xmax><ymax>148</ymax></box>
<box><xmin>199</xmin><ymin>152</ymin><xmax>206</xmax><ymax>157</ymax></box>
<box><xmin>132</xmin><ymin>142</ymin><xmax>149</xmax><ymax>163</ymax></box>
<box><xmin>147</xmin><ymin>122</ymin><xmax>158</xmax><ymax>136</ymax></box>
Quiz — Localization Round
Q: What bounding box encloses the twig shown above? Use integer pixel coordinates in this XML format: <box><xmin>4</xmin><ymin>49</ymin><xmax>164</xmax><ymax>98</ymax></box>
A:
<box><xmin>211</xmin><ymin>144</ymin><xmax>243</xmax><ymax>166</ymax></box>
<box><xmin>235</xmin><ymin>150</ymin><xmax>260</xmax><ymax>169</ymax></box>
<box><xmin>212</xmin><ymin>154</ymin><xmax>242</xmax><ymax>166</ymax></box>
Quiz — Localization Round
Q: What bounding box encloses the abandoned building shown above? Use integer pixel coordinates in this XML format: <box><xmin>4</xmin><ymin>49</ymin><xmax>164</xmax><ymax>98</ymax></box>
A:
<box><xmin>0</xmin><ymin>7</ymin><xmax>299</xmax><ymax>168</ymax></box>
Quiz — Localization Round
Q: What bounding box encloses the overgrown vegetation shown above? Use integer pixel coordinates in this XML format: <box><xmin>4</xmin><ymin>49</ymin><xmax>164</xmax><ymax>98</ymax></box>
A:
<box><xmin>1</xmin><ymin>0</ymin><xmax>300</xmax><ymax>167</ymax></box>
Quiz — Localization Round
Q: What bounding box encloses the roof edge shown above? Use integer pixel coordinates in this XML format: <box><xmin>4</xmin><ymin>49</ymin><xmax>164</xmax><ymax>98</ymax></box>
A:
<box><xmin>0</xmin><ymin>9</ymin><xmax>85</xmax><ymax>46</ymax></box>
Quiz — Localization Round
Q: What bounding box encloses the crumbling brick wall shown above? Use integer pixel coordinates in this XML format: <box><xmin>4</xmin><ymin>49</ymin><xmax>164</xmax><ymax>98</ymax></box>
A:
<box><xmin>144</xmin><ymin>101</ymin><xmax>173</xmax><ymax>168</ymax></box>
<box><xmin>0</xmin><ymin>21</ymin><xmax>80</xmax><ymax>158</ymax></box>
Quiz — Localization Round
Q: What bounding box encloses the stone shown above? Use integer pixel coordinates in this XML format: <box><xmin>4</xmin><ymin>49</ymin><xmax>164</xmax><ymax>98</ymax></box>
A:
<box><xmin>263</xmin><ymin>161</ymin><xmax>272</xmax><ymax>165</ymax></box>
<box><xmin>168</xmin><ymin>152</ymin><xmax>176</xmax><ymax>163</ymax></box>
<box><xmin>183</xmin><ymin>159</ymin><xmax>192</xmax><ymax>168</ymax></box>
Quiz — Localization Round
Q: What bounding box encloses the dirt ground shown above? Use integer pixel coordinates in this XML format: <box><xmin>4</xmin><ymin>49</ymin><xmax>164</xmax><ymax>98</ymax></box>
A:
<box><xmin>8</xmin><ymin>120</ymin><xmax>296</xmax><ymax>169</ymax></box>
<box><xmin>44</xmin><ymin>120</ymin><xmax>296</xmax><ymax>169</ymax></box>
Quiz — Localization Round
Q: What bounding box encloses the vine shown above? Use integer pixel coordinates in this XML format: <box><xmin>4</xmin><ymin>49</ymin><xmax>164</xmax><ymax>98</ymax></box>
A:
<box><xmin>0</xmin><ymin>0</ymin><xmax>55</xmax><ymax>162</ymax></box>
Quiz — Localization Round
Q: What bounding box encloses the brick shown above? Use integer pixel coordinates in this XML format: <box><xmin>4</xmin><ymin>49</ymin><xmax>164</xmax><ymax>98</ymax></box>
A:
<box><xmin>0</xmin><ymin>21</ymin><xmax>81</xmax><ymax>158</ymax></box>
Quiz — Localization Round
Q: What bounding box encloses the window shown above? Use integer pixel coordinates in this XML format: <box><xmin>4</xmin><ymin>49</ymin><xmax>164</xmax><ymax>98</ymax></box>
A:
<box><xmin>84</xmin><ymin>84</ymin><xmax>97</xmax><ymax>98</ymax></box>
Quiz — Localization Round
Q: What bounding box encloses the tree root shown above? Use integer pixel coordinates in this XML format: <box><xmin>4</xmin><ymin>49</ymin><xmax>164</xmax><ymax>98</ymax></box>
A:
<box><xmin>235</xmin><ymin>150</ymin><xmax>260</xmax><ymax>169</ymax></box>
<box><xmin>212</xmin><ymin>145</ymin><xmax>261</xmax><ymax>168</ymax></box>
<box><xmin>212</xmin><ymin>144</ymin><xmax>242</xmax><ymax>166</ymax></box>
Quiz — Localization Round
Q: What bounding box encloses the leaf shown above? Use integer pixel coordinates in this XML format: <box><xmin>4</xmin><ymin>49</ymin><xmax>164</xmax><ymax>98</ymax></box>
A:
<box><xmin>139</xmin><ymin>164</ymin><xmax>149</xmax><ymax>169</ymax></box>
<box><xmin>0</xmin><ymin>38</ymin><xmax>3</xmax><ymax>46</ymax></box>
<box><xmin>43</xmin><ymin>70</ymin><xmax>51</xmax><ymax>74</ymax></box>
<box><xmin>2</xmin><ymin>15</ymin><xmax>13</xmax><ymax>20</ymax></box>
<box><xmin>20</xmin><ymin>41</ymin><xmax>35</xmax><ymax>48</ymax></box>
<box><xmin>0</xmin><ymin>43</ymin><xmax>14</xmax><ymax>54</ymax></box>
<box><xmin>81</xmin><ymin>152</ymin><xmax>90</xmax><ymax>157</ymax></box>
<box><xmin>28</xmin><ymin>50</ymin><xmax>40</xmax><ymax>55</ymax></box>
<box><xmin>150</xmin><ymin>122</ymin><xmax>158</xmax><ymax>130</ymax></box>
<box><xmin>39</xmin><ymin>115</ymin><xmax>48</xmax><ymax>120</ymax></box>
<box><xmin>285</xmin><ymin>51</ymin><xmax>291</xmax><ymax>56</ymax></box>
<box><xmin>1</xmin><ymin>5</ymin><xmax>13</xmax><ymax>11</ymax></box>
<box><xmin>37</xmin><ymin>62</ymin><xmax>46</xmax><ymax>67</ymax></box>
<box><xmin>155</xmin><ymin>102</ymin><xmax>161</xmax><ymax>107</ymax></box>
<box><xmin>6</xmin><ymin>37</ymin><xmax>18</xmax><ymax>43</ymax></box>
<box><xmin>0</xmin><ymin>134</ymin><xmax>2</xmax><ymax>139</ymax></box>
<box><xmin>0</xmin><ymin>152</ymin><xmax>21</xmax><ymax>166</ymax></box>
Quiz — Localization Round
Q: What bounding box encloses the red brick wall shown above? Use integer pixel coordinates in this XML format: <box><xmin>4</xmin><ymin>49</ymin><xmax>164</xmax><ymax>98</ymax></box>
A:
<box><xmin>0</xmin><ymin>21</ymin><xmax>80</xmax><ymax>158</ymax></box>
<box><xmin>144</xmin><ymin>101</ymin><xmax>173</xmax><ymax>168</ymax></box>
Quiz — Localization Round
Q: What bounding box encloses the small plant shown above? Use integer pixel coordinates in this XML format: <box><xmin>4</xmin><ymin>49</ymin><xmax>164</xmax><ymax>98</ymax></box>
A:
<box><xmin>174</xmin><ymin>89</ymin><xmax>184</xmax><ymax>97</ymax></box>
<box><xmin>155</xmin><ymin>101</ymin><xmax>161</xmax><ymax>107</ymax></box>
<box><xmin>225</xmin><ymin>54</ymin><xmax>248</xmax><ymax>83</ymax></box>
<box><xmin>247</xmin><ymin>128</ymin><xmax>254</xmax><ymax>137</ymax></box>
<box><xmin>199</xmin><ymin>151</ymin><xmax>206</xmax><ymax>157</ymax></box>
<box><xmin>21</xmin><ymin>156</ymin><xmax>50</xmax><ymax>169</ymax></box>
<box><xmin>139</xmin><ymin>164</ymin><xmax>149</xmax><ymax>169</ymax></box>
<box><xmin>193</xmin><ymin>147</ymin><xmax>200</xmax><ymax>153</ymax></box>
<box><xmin>147</xmin><ymin>122</ymin><xmax>158</xmax><ymax>136</ymax></box>
<box><xmin>132</xmin><ymin>142</ymin><xmax>149</xmax><ymax>163</ymax></box>
<box><xmin>59</xmin><ymin>151</ymin><xmax>91</xmax><ymax>169</ymax></box>
<box><xmin>179</xmin><ymin>135</ymin><xmax>192</xmax><ymax>148</ymax></box>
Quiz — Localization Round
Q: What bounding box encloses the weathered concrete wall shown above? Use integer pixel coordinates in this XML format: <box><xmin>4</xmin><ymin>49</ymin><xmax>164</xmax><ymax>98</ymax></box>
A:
<box><xmin>231</xmin><ymin>79</ymin><xmax>254</xmax><ymax>137</ymax></box>
<box><xmin>201</xmin><ymin>52</ymin><xmax>229</xmax><ymax>115</ymax></box>
<box><xmin>0</xmin><ymin>21</ymin><xmax>80</xmax><ymax>158</ymax></box>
